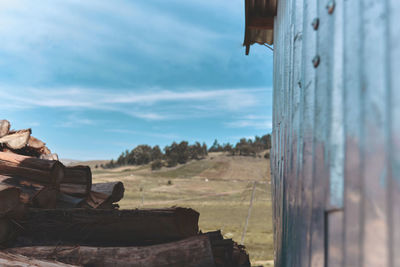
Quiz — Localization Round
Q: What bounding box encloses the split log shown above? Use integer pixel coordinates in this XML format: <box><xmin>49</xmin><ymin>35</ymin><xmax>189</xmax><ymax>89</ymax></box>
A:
<box><xmin>60</xmin><ymin>166</ymin><xmax>92</xmax><ymax>197</ymax></box>
<box><xmin>82</xmin><ymin>191</ymin><xmax>116</xmax><ymax>209</ymax></box>
<box><xmin>0</xmin><ymin>120</ymin><xmax>10</xmax><ymax>138</ymax></box>
<box><xmin>0</xmin><ymin>251</ymin><xmax>76</xmax><ymax>267</ymax></box>
<box><xmin>91</xmin><ymin>182</ymin><xmax>124</xmax><ymax>203</ymax></box>
<box><xmin>0</xmin><ymin>136</ymin><xmax>54</xmax><ymax>159</ymax></box>
<box><xmin>6</xmin><ymin>235</ymin><xmax>216</xmax><ymax>267</ymax></box>
<box><xmin>0</xmin><ymin>151</ymin><xmax>64</xmax><ymax>187</ymax></box>
<box><xmin>0</xmin><ymin>129</ymin><xmax>31</xmax><ymax>150</ymax></box>
<box><xmin>40</xmin><ymin>153</ymin><xmax>59</xmax><ymax>161</ymax></box>
<box><xmin>15</xmin><ymin>208</ymin><xmax>199</xmax><ymax>246</ymax></box>
<box><xmin>82</xmin><ymin>182</ymin><xmax>124</xmax><ymax>209</ymax></box>
<box><xmin>27</xmin><ymin>136</ymin><xmax>45</xmax><ymax>150</ymax></box>
<box><xmin>0</xmin><ymin>175</ymin><xmax>57</xmax><ymax>209</ymax></box>
<box><xmin>20</xmin><ymin>136</ymin><xmax>53</xmax><ymax>158</ymax></box>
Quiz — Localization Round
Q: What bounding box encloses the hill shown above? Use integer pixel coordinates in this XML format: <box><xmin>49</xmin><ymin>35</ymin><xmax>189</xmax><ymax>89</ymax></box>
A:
<box><xmin>90</xmin><ymin>151</ymin><xmax>273</xmax><ymax>266</ymax></box>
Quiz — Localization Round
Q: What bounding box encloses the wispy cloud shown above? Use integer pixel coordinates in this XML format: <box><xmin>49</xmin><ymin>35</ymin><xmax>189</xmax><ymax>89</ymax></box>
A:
<box><xmin>106</xmin><ymin>129</ymin><xmax>179</xmax><ymax>140</ymax></box>
<box><xmin>225</xmin><ymin>115</ymin><xmax>272</xmax><ymax>130</ymax></box>
<box><xmin>0</xmin><ymin>86</ymin><xmax>268</xmax><ymax>121</ymax></box>
<box><xmin>56</xmin><ymin>114</ymin><xmax>97</xmax><ymax>128</ymax></box>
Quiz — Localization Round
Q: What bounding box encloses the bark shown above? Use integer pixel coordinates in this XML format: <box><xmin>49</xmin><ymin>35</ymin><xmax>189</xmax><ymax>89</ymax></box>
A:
<box><xmin>6</xmin><ymin>235</ymin><xmax>216</xmax><ymax>267</ymax></box>
<box><xmin>0</xmin><ymin>251</ymin><xmax>76</xmax><ymax>267</ymax></box>
<box><xmin>204</xmin><ymin>231</ymin><xmax>250</xmax><ymax>267</ymax></box>
<box><xmin>56</xmin><ymin>193</ymin><xmax>85</xmax><ymax>209</ymax></box>
<box><xmin>0</xmin><ymin>175</ymin><xmax>57</xmax><ymax>209</ymax></box>
<box><xmin>0</xmin><ymin>219</ymin><xmax>15</xmax><ymax>247</ymax></box>
<box><xmin>0</xmin><ymin>184</ymin><xmax>20</xmax><ymax>216</ymax></box>
<box><xmin>0</xmin><ymin>120</ymin><xmax>10</xmax><ymax>138</ymax></box>
<box><xmin>15</xmin><ymin>208</ymin><xmax>199</xmax><ymax>246</ymax></box>
<box><xmin>0</xmin><ymin>129</ymin><xmax>31</xmax><ymax>150</ymax></box>
<box><xmin>61</xmin><ymin>166</ymin><xmax>92</xmax><ymax>197</ymax></box>
<box><xmin>0</xmin><ymin>151</ymin><xmax>64</xmax><ymax>187</ymax></box>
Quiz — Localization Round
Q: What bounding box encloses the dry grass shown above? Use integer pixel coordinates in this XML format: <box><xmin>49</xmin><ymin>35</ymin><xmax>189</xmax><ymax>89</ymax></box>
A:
<box><xmin>89</xmin><ymin>152</ymin><xmax>274</xmax><ymax>266</ymax></box>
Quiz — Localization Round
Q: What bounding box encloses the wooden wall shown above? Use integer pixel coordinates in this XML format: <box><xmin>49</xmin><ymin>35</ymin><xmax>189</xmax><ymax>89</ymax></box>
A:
<box><xmin>271</xmin><ymin>0</ymin><xmax>400</xmax><ymax>266</ymax></box>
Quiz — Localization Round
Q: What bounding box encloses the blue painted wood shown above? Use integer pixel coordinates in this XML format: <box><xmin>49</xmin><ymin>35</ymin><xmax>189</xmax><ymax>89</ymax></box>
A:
<box><xmin>271</xmin><ymin>0</ymin><xmax>399</xmax><ymax>266</ymax></box>
<box><xmin>388</xmin><ymin>1</ymin><xmax>400</xmax><ymax>266</ymax></box>
<box><xmin>342</xmin><ymin>0</ymin><xmax>363</xmax><ymax>266</ymax></box>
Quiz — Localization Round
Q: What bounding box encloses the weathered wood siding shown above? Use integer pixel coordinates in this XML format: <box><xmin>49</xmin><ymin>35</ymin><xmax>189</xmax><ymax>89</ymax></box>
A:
<box><xmin>271</xmin><ymin>0</ymin><xmax>400</xmax><ymax>266</ymax></box>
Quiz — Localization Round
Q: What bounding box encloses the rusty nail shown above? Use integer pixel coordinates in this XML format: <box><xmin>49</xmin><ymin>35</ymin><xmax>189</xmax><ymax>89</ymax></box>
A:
<box><xmin>311</xmin><ymin>18</ymin><xmax>319</xmax><ymax>30</ymax></box>
<box><xmin>327</xmin><ymin>0</ymin><xmax>335</xmax><ymax>14</ymax></box>
<box><xmin>312</xmin><ymin>55</ymin><xmax>320</xmax><ymax>68</ymax></box>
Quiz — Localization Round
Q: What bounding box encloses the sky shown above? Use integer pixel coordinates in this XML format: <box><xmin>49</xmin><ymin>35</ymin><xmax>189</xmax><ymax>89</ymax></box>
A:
<box><xmin>0</xmin><ymin>0</ymin><xmax>273</xmax><ymax>160</ymax></box>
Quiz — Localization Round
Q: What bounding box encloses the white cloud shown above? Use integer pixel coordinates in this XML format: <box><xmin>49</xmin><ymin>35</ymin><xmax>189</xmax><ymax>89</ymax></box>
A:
<box><xmin>0</xmin><ymin>0</ymin><xmax>230</xmax><ymax>63</ymax></box>
<box><xmin>56</xmin><ymin>114</ymin><xmax>96</xmax><ymax>128</ymax></box>
<box><xmin>0</xmin><ymin>86</ymin><xmax>269</xmax><ymax>121</ymax></box>
<box><xmin>225</xmin><ymin>115</ymin><xmax>272</xmax><ymax>130</ymax></box>
<box><xmin>106</xmin><ymin>129</ymin><xmax>179</xmax><ymax>140</ymax></box>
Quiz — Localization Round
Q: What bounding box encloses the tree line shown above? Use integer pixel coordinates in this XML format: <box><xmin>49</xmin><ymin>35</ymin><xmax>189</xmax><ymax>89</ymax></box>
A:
<box><xmin>103</xmin><ymin>134</ymin><xmax>271</xmax><ymax>170</ymax></box>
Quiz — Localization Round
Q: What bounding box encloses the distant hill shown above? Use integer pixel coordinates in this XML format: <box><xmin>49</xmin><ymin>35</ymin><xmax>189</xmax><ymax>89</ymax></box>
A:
<box><xmin>105</xmin><ymin>134</ymin><xmax>272</xmax><ymax>170</ymax></box>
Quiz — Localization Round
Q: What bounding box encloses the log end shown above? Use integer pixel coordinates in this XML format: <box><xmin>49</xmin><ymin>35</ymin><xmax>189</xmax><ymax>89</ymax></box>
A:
<box><xmin>175</xmin><ymin>207</ymin><xmax>200</xmax><ymax>238</ymax></box>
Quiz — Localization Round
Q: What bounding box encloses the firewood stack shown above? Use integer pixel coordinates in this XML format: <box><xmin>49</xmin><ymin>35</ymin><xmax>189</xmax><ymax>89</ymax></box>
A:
<box><xmin>0</xmin><ymin>120</ymin><xmax>251</xmax><ymax>267</ymax></box>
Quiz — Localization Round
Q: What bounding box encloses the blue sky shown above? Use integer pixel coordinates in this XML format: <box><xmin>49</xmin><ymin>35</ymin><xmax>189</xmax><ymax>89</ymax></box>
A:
<box><xmin>0</xmin><ymin>0</ymin><xmax>273</xmax><ymax>160</ymax></box>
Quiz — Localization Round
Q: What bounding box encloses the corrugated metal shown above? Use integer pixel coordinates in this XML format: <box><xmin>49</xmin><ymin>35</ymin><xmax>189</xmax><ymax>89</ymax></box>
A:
<box><xmin>271</xmin><ymin>0</ymin><xmax>400</xmax><ymax>266</ymax></box>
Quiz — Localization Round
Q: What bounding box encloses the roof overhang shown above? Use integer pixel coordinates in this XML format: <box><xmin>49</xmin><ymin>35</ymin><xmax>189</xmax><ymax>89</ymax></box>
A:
<box><xmin>243</xmin><ymin>0</ymin><xmax>277</xmax><ymax>55</ymax></box>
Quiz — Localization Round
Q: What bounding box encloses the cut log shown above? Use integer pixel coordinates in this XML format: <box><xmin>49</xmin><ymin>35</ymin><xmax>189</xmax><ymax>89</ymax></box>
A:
<box><xmin>40</xmin><ymin>153</ymin><xmax>59</xmax><ymax>161</ymax></box>
<box><xmin>6</xmin><ymin>235</ymin><xmax>216</xmax><ymax>267</ymax></box>
<box><xmin>0</xmin><ymin>129</ymin><xmax>31</xmax><ymax>150</ymax></box>
<box><xmin>0</xmin><ymin>251</ymin><xmax>76</xmax><ymax>267</ymax></box>
<box><xmin>92</xmin><ymin>181</ymin><xmax>124</xmax><ymax>203</ymax></box>
<box><xmin>204</xmin><ymin>231</ymin><xmax>250</xmax><ymax>267</ymax></box>
<box><xmin>60</xmin><ymin>166</ymin><xmax>92</xmax><ymax>197</ymax></box>
<box><xmin>82</xmin><ymin>182</ymin><xmax>124</xmax><ymax>209</ymax></box>
<box><xmin>27</xmin><ymin>136</ymin><xmax>45</xmax><ymax>150</ymax></box>
<box><xmin>15</xmin><ymin>208</ymin><xmax>199</xmax><ymax>246</ymax></box>
<box><xmin>0</xmin><ymin>136</ymin><xmax>54</xmax><ymax>159</ymax></box>
<box><xmin>0</xmin><ymin>175</ymin><xmax>57</xmax><ymax>209</ymax></box>
<box><xmin>82</xmin><ymin>191</ymin><xmax>114</xmax><ymax>209</ymax></box>
<box><xmin>0</xmin><ymin>120</ymin><xmax>10</xmax><ymax>138</ymax></box>
<box><xmin>0</xmin><ymin>152</ymin><xmax>64</xmax><ymax>187</ymax></box>
<box><xmin>0</xmin><ymin>184</ymin><xmax>20</xmax><ymax>216</ymax></box>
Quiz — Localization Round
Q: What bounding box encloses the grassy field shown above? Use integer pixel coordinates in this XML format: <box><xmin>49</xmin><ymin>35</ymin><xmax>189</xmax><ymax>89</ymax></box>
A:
<box><xmin>83</xmin><ymin>152</ymin><xmax>274</xmax><ymax>266</ymax></box>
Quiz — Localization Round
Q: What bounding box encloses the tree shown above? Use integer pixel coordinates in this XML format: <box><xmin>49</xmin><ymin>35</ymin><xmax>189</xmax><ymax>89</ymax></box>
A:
<box><xmin>131</xmin><ymin>145</ymin><xmax>152</xmax><ymax>165</ymax></box>
<box><xmin>202</xmin><ymin>143</ymin><xmax>208</xmax><ymax>156</ymax></box>
<box><xmin>209</xmin><ymin>139</ymin><xmax>222</xmax><ymax>152</ymax></box>
<box><xmin>164</xmin><ymin>142</ymin><xmax>179</xmax><ymax>167</ymax></box>
<box><xmin>151</xmin><ymin>146</ymin><xmax>163</xmax><ymax>161</ymax></box>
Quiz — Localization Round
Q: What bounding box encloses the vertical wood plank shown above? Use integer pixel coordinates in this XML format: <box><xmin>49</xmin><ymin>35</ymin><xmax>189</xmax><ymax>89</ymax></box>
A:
<box><xmin>310</xmin><ymin>0</ymin><xmax>334</xmax><ymax>265</ymax></box>
<box><xmin>326</xmin><ymin>0</ymin><xmax>345</xmax><ymax>266</ymax></box>
<box><xmin>387</xmin><ymin>0</ymin><xmax>400</xmax><ymax>266</ymax></box>
<box><xmin>327</xmin><ymin>212</ymin><xmax>344</xmax><ymax>267</ymax></box>
<box><xmin>298</xmin><ymin>0</ymin><xmax>317</xmax><ymax>266</ymax></box>
<box><xmin>361</xmin><ymin>0</ymin><xmax>390</xmax><ymax>265</ymax></box>
<box><xmin>290</xmin><ymin>0</ymin><xmax>304</xmax><ymax>264</ymax></box>
<box><xmin>342</xmin><ymin>0</ymin><xmax>363</xmax><ymax>266</ymax></box>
